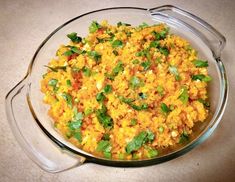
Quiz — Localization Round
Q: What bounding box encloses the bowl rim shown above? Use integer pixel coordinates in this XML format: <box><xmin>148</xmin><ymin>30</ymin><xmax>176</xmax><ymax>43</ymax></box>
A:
<box><xmin>19</xmin><ymin>6</ymin><xmax>229</xmax><ymax>167</ymax></box>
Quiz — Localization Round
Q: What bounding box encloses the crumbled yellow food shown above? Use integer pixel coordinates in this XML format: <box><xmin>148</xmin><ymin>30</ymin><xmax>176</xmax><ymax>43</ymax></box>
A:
<box><xmin>41</xmin><ymin>21</ymin><xmax>210</xmax><ymax>160</ymax></box>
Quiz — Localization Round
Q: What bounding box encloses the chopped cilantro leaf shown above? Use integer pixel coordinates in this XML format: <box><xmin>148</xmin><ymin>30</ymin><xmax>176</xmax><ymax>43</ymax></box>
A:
<box><xmin>149</xmin><ymin>41</ymin><xmax>160</xmax><ymax>48</ymax></box>
<box><xmin>125</xmin><ymin>130</ymin><xmax>155</xmax><ymax>154</ymax></box>
<box><xmin>44</xmin><ymin>65</ymin><xmax>67</xmax><ymax>72</ymax></box>
<box><xmin>89</xmin><ymin>21</ymin><xmax>101</xmax><ymax>33</ymax></box>
<box><xmin>67</xmin><ymin>32</ymin><xmax>82</xmax><ymax>43</ymax></box>
<box><xmin>129</xmin><ymin>76</ymin><xmax>141</xmax><ymax>89</ymax></box>
<box><xmin>169</xmin><ymin>65</ymin><xmax>181</xmax><ymax>81</ymax></box>
<box><xmin>138</xmin><ymin>22</ymin><xmax>149</xmax><ymax>29</ymax></box>
<box><xmin>74</xmin><ymin>131</ymin><xmax>82</xmax><ymax>142</ymax></box>
<box><xmin>87</xmin><ymin>51</ymin><xmax>101</xmax><ymax>62</ymax></box>
<box><xmin>96</xmin><ymin>92</ymin><xmax>106</xmax><ymax>103</ymax></box>
<box><xmin>140</xmin><ymin>61</ymin><xmax>151</xmax><ymax>70</ymax></box>
<box><xmin>178</xmin><ymin>86</ymin><xmax>189</xmax><ymax>104</ymax></box>
<box><xmin>130</xmin><ymin>103</ymin><xmax>148</xmax><ymax>111</ymax></box>
<box><xmin>158</xmin><ymin>126</ymin><xmax>164</xmax><ymax>133</ymax></box>
<box><xmin>102</xmin><ymin>133</ymin><xmax>110</xmax><ymax>141</ymax></box>
<box><xmin>112</xmin><ymin>40</ymin><xmax>123</xmax><ymax>48</ymax></box>
<box><xmin>198</xmin><ymin>98</ymin><xmax>210</xmax><ymax>107</ymax></box>
<box><xmin>192</xmin><ymin>60</ymin><xmax>208</xmax><ymax>67</ymax></box>
<box><xmin>156</xmin><ymin>85</ymin><xmax>164</xmax><ymax>96</ymax></box>
<box><xmin>82</xmin><ymin>66</ymin><xmax>92</xmax><ymax>77</ymax></box>
<box><xmin>117</xmin><ymin>22</ymin><xmax>131</xmax><ymax>27</ymax></box>
<box><xmin>132</xmin><ymin>59</ymin><xmax>140</xmax><ymax>64</ymax></box>
<box><xmin>192</xmin><ymin>74</ymin><xmax>212</xmax><ymax>82</ymax></box>
<box><xmin>147</xmin><ymin>148</ymin><xmax>158</xmax><ymax>158</ymax></box>
<box><xmin>61</xmin><ymin>92</ymin><xmax>73</xmax><ymax>108</ymax></box>
<box><xmin>96</xmin><ymin>104</ymin><xmax>113</xmax><ymax>129</ymax></box>
<box><xmin>84</xmin><ymin>107</ymin><xmax>93</xmax><ymax>116</ymax></box>
<box><xmin>130</xmin><ymin>119</ymin><xmax>137</xmax><ymax>126</ymax></box>
<box><xmin>159</xmin><ymin>47</ymin><xmax>169</xmax><ymax>56</ymax></box>
<box><xmin>103</xmin><ymin>84</ymin><xmax>112</xmax><ymax>94</ymax></box>
<box><xmin>66</xmin><ymin>79</ymin><xmax>71</xmax><ymax>86</ymax></box>
<box><xmin>161</xmin><ymin>103</ymin><xmax>170</xmax><ymax>114</ymax></box>
<box><xmin>179</xmin><ymin>131</ymin><xmax>189</xmax><ymax>143</ymax></box>
<box><xmin>48</xmin><ymin>79</ymin><xmax>58</xmax><ymax>87</ymax></box>
<box><xmin>105</xmin><ymin>61</ymin><xmax>124</xmax><ymax>80</ymax></box>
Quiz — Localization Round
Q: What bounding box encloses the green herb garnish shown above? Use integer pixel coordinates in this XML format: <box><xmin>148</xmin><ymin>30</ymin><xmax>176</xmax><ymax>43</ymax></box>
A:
<box><xmin>192</xmin><ymin>60</ymin><xmax>208</xmax><ymax>67</ymax></box>
<box><xmin>105</xmin><ymin>61</ymin><xmax>124</xmax><ymax>80</ymax></box>
<box><xmin>140</xmin><ymin>61</ymin><xmax>151</xmax><ymax>70</ymax></box>
<box><xmin>158</xmin><ymin>126</ymin><xmax>164</xmax><ymax>133</ymax></box>
<box><xmin>117</xmin><ymin>22</ymin><xmax>131</xmax><ymax>27</ymax></box>
<box><xmin>156</xmin><ymin>85</ymin><xmax>164</xmax><ymax>96</ymax></box>
<box><xmin>66</xmin><ymin>79</ymin><xmax>71</xmax><ymax>86</ymax></box>
<box><xmin>96</xmin><ymin>104</ymin><xmax>113</xmax><ymax>129</ymax></box>
<box><xmin>96</xmin><ymin>140</ymin><xmax>112</xmax><ymax>159</ymax></box>
<box><xmin>149</xmin><ymin>41</ymin><xmax>160</xmax><ymax>48</ymax></box>
<box><xmin>152</xmin><ymin>27</ymin><xmax>169</xmax><ymax>40</ymax></box>
<box><xmin>68</xmin><ymin>120</ymin><xmax>82</xmax><ymax>131</ymax></box>
<box><xmin>89</xmin><ymin>21</ymin><xmax>101</xmax><ymax>33</ymax></box>
<box><xmin>179</xmin><ymin>131</ymin><xmax>189</xmax><ymax>143</ymax></box>
<box><xmin>126</xmin><ymin>131</ymin><xmax>147</xmax><ymax>154</ymax></box>
<box><xmin>136</xmin><ymin>49</ymin><xmax>151</xmax><ymax>60</ymax></box>
<box><xmin>118</xmin><ymin>96</ymin><xmax>147</xmax><ymax>111</ymax></box>
<box><xmin>155</xmin><ymin>57</ymin><xmax>162</xmax><ymax>64</ymax></box>
<box><xmin>129</xmin><ymin>76</ymin><xmax>141</xmax><ymax>89</ymax></box>
<box><xmin>63</xmin><ymin>46</ymin><xmax>85</xmax><ymax>56</ymax></box>
<box><xmin>72</xmin><ymin>67</ymin><xmax>80</xmax><ymax>73</ymax></box>
<box><xmin>159</xmin><ymin>47</ymin><xmax>169</xmax><ymax>56</ymax></box>
<box><xmin>48</xmin><ymin>79</ymin><xmax>58</xmax><ymax>88</ymax></box>
<box><xmin>67</xmin><ymin>32</ymin><xmax>82</xmax><ymax>43</ymax></box>
<box><xmin>130</xmin><ymin>119</ymin><xmax>137</xmax><ymax>126</ymax></box>
<box><xmin>178</xmin><ymin>86</ymin><xmax>189</xmax><ymax>104</ymax></box>
<box><xmin>192</xmin><ymin>74</ymin><xmax>212</xmax><ymax>82</ymax></box>
<box><xmin>84</xmin><ymin>107</ymin><xmax>93</xmax><ymax>116</ymax></box>
<box><xmin>118</xmin><ymin>96</ymin><xmax>135</xmax><ymax>104</ymax></box>
<box><xmin>138</xmin><ymin>22</ymin><xmax>149</xmax><ymax>29</ymax></box>
<box><xmin>112</xmin><ymin>40</ymin><xmax>123</xmax><ymax>48</ymax></box>
<box><xmin>102</xmin><ymin>133</ymin><xmax>110</xmax><ymax>141</ymax></box>
<box><xmin>61</xmin><ymin>92</ymin><xmax>73</xmax><ymax>108</ymax></box>
<box><xmin>96</xmin><ymin>37</ymin><xmax>105</xmax><ymax>43</ymax></box>
<box><xmin>67</xmin><ymin>108</ymin><xmax>83</xmax><ymax>142</ymax></box>
<box><xmin>44</xmin><ymin>65</ymin><xmax>67</xmax><ymax>72</ymax></box>
<box><xmin>103</xmin><ymin>84</ymin><xmax>112</xmax><ymax>94</ymax></box>
<box><xmin>146</xmin><ymin>130</ymin><xmax>155</xmax><ymax>142</ymax></box>
<box><xmin>125</xmin><ymin>130</ymin><xmax>155</xmax><ymax>154</ymax></box>
<box><xmin>96</xmin><ymin>92</ymin><xmax>106</xmax><ymax>103</ymax></box>
<box><xmin>82</xmin><ymin>66</ymin><xmax>92</xmax><ymax>77</ymax></box>
<box><xmin>169</xmin><ymin>65</ymin><xmax>181</xmax><ymax>81</ymax></box>
<box><xmin>132</xmin><ymin>59</ymin><xmax>140</xmax><ymax>64</ymax></box>
<box><xmin>198</xmin><ymin>98</ymin><xmax>210</xmax><ymax>107</ymax></box>
<box><xmin>135</xmin><ymin>51</ymin><xmax>144</xmax><ymax>57</ymax></box>
<box><xmin>74</xmin><ymin>131</ymin><xmax>82</xmax><ymax>142</ymax></box>
<box><xmin>160</xmin><ymin>103</ymin><xmax>170</xmax><ymax>114</ymax></box>
<box><xmin>130</xmin><ymin>103</ymin><xmax>148</xmax><ymax>111</ymax></box>
<box><xmin>87</xmin><ymin>51</ymin><xmax>101</xmax><ymax>62</ymax></box>
<box><xmin>146</xmin><ymin>147</ymin><xmax>158</xmax><ymax>158</ymax></box>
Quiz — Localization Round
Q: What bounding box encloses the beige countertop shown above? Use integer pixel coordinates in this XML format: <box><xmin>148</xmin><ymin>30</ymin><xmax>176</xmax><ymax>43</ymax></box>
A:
<box><xmin>0</xmin><ymin>0</ymin><xmax>235</xmax><ymax>181</ymax></box>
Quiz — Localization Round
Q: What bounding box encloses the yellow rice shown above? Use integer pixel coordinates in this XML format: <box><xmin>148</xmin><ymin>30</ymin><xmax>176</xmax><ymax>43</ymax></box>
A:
<box><xmin>41</xmin><ymin>20</ymin><xmax>210</xmax><ymax>160</ymax></box>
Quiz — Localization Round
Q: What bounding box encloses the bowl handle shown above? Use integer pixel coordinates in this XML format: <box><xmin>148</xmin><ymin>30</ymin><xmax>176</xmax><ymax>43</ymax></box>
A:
<box><xmin>5</xmin><ymin>77</ymin><xmax>86</xmax><ymax>173</ymax></box>
<box><xmin>148</xmin><ymin>5</ymin><xmax>226</xmax><ymax>58</ymax></box>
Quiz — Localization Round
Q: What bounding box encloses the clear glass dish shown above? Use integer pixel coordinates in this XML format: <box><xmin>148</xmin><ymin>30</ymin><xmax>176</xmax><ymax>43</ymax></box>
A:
<box><xmin>5</xmin><ymin>5</ymin><xmax>228</xmax><ymax>173</ymax></box>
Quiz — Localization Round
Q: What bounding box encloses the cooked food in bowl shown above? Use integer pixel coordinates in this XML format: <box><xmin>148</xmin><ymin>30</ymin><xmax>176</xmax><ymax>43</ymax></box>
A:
<box><xmin>40</xmin><ymin>20</ymin><xmax>211</xmax><ymax>160</ymax></box>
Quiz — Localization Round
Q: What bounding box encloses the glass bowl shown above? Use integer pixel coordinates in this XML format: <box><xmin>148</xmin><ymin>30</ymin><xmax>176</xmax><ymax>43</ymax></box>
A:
<box><xmin>5</xmin><ymin>5</ymin><xmax>228</xmax><ymax>173</ymax></box>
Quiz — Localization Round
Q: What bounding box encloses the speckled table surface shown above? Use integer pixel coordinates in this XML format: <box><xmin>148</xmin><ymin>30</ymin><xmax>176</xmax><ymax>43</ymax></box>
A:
<box><xmin>0</xmin><ymin>0</ymin><xmax>235</xmax><ymax>181</ymax></box>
